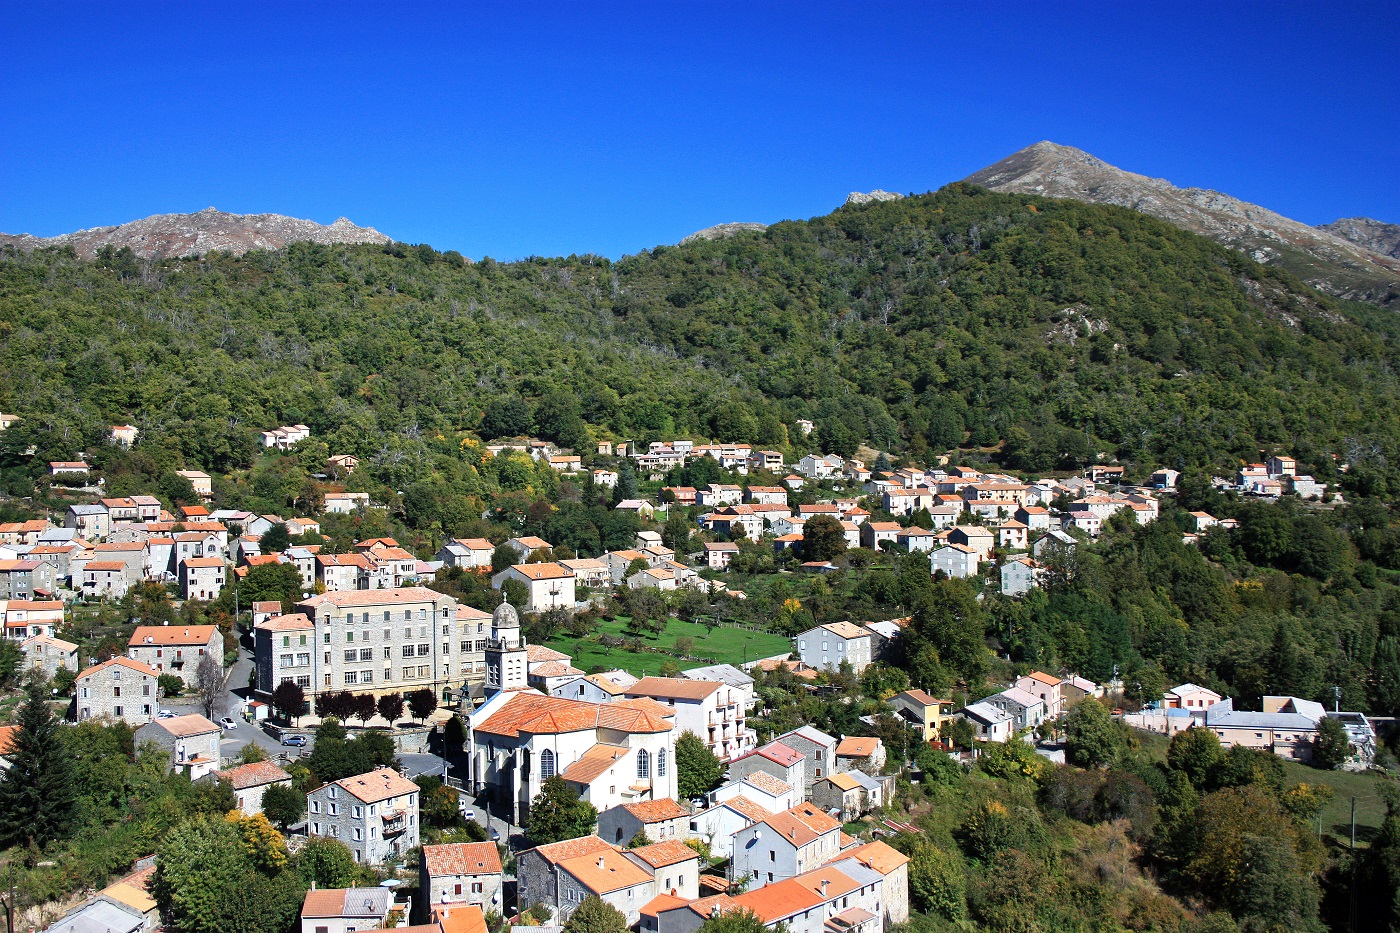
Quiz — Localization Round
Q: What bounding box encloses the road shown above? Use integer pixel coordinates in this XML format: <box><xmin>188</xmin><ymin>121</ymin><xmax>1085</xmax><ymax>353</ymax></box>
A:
<box><xmin>217</xmin><ymin>642</ymin><xmax>447</xmax><ymax>778</ymax></box>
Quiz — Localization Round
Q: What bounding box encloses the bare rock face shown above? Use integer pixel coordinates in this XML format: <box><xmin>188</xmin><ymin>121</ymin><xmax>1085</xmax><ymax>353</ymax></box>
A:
<box><xmin>0</xmin><ymin>207</ymin><xmax>392</xmax><ymax>260</ymax></box>
<box><xmin>1317</xmin><ymin>217</ymin><xmax>1400</xmax><ymax>261</ymax></box>
<box><xmin>681</xmin><ymin>222</ymin><xmax>769</xmax><ymax>244</ymax></box>
<box><xmin>965</xmin><ymin>141</ymin><xmax>1400</xmax><ymax>305</ymax></box>
<box><xmin>845</xmin><ymin>189</ymin><xmax>904</xmax><ymax>207</ymax></box>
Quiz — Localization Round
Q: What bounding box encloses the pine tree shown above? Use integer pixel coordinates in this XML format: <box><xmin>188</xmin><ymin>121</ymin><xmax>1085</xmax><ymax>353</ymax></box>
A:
<box><xmin>0</xmin><ymin>680</ymin><xmax>77</xmax><ymax>847</ymax></box>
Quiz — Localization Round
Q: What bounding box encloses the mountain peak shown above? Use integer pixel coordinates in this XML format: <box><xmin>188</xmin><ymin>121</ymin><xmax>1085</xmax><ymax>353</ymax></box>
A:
<box><xmin>965</xmin><ymin>142</ymin><xmax>1400</xmax><ymax>305</ymax></box>
<box><xmin>0</xmin><ymin>209</ymin><xmax>392</xmax><ymax>260</ymax></box>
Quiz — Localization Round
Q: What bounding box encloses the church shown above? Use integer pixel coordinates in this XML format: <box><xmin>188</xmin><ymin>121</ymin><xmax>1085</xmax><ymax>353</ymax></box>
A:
<box><xmin>465</xmin><ymin>602</ymin><xmax>679</xmax><ymax>824</ymax></box>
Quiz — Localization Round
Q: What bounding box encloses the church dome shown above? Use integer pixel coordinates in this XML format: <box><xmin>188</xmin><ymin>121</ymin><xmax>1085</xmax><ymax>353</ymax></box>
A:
<box><xmin>493</xmin><ymin>600</ymin><xmax>520</xmax><ymax>629</ymax></box>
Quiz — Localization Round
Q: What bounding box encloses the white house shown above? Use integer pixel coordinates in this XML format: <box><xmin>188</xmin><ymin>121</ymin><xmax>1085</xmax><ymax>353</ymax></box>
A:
<box><xmin>624</xmin><ymin>676</ymin><xmax>752</xmax><ymax>761</ymax></box>
<box><xmin>491</xmin><ymin>563</ymin><xmax>576</xmax><ymax>612</ymax></box>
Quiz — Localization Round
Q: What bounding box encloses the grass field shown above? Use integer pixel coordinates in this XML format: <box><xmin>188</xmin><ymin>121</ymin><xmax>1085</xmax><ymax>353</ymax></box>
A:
<box><xmin>545</xmin><ymin>617</ymin><xmax>792</xmax><ymax>678</ymax></box>
<box><xmin>1131</xmin><ymin>727</ymin><xmax>1393</xmax><ymax>847</ymax></box>
<box><xmin>1279</xmin><ymin>760</ymin><xmax>1393</xmax><ymax>846</ymax></box>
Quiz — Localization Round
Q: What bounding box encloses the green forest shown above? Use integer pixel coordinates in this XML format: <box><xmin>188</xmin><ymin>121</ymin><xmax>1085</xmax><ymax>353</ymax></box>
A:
<box><xmin>5</xmin><ymin>186</ymin><xmax>1400</xmax><ymax>932</ymax></box>
<box><xmin>4</xmin><ymin>185</ymin><xmax>1400</xmax><ymax>494</ymax></box>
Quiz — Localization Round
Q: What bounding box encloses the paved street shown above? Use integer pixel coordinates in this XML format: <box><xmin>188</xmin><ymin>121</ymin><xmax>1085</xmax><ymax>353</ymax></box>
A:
<box><xmin>217</xmin><ymin>642</ymin><xmax>448</xmax><ymax>777</ymax></box>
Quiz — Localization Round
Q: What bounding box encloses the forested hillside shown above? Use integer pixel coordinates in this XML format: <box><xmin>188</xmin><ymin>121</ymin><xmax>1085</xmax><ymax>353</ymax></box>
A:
<box><xmin>3</xmin><ymin>185</ymin><xmax>1400</xmax><ymax>493</ymax></box>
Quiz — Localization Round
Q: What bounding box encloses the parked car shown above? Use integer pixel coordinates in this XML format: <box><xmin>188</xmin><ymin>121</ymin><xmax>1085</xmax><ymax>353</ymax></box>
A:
<box><xmin>156</xmin><ymin>709</ymin><xmax>177</xmax><ymax>719</ymax></box>
<box><xmin>281</xmin><ymin>734</ymin><xmax>307</xmax><ymax>747</ymax></box>
<box><xmin>218</xmin><ymin>716</ymin><xmax>238</xmax><ymax>731</ymax></box>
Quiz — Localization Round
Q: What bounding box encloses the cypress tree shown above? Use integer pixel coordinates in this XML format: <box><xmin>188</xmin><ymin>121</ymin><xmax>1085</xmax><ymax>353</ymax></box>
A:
<box><xmin>0</xmin><ymin>680</ymin><xmax>77</xmax><ymax>847</ymax></box>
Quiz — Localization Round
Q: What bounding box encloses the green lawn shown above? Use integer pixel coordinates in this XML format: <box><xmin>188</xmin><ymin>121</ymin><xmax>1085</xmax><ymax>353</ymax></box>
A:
<box><xmin>545</xmin><ymin>617</ymin><xmax>792</xmax><ymax>678</ymax></box>
<box><xmin>1279</xmin><ymin>760</ymin><xmax>1393</xmax><ymax>846</ymax></box>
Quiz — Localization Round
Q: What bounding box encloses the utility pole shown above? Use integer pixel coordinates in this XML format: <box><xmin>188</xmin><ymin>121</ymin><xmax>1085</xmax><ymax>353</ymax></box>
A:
<box><xmin>1351</xmin><ymin>796</ymin><xmax>1357</xmax><ymax>849</ymax></box>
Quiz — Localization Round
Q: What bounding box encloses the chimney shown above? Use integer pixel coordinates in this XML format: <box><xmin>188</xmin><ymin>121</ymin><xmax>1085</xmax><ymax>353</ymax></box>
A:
<box><xmin>820</xmin><ymin>880</ymin><xmax>829</xmax><ymax>895</ymax></box>
<box><xmin>597</xmin><ymin>857</ymin><xmax>606</xmax><ymax>869</ymax></box>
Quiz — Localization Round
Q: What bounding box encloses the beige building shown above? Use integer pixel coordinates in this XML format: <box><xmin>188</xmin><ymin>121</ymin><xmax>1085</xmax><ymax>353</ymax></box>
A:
<box><xmin>260</xmin><ymin>587</ymin><xmax>463</xmax><ymax>702</ymax></box>
<box><xmin>22</xmin><ymin>634</ymin><xmax>78</xmax><ymax>678</ymax></box>
<box><xmin>491</xmin><ymin>563</ymin><xmax>576</xmax><ymax>612</ymax></box>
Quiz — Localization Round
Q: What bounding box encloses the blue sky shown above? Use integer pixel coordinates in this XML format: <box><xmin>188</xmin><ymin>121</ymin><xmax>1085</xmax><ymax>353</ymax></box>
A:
<box><xmin>3</xmin><ymin>2</ymin><xmax>1396</xmax><ymax>259</ymax></box>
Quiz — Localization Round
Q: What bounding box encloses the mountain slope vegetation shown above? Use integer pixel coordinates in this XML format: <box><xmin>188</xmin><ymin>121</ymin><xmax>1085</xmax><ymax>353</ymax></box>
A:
<box><xmin>2</xmin><ymin>185</ymin><xmax>1400</xmax><ymax>493</ymax></box>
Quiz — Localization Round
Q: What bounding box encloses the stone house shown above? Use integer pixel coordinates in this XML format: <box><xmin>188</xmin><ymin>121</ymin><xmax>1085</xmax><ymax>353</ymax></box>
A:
<box><xmin>21</xmin><ymin>633</ymin><xmax>78</xmax><ymax>678</ymax></box>
<box><xmin>127</xmin><ymin>624</ymin><xmax>223</xmax><ymax>690</ymax></box>
<box><xmin>76</xmin><ymin>657</ymin><xmax>159</xmax><ymax>725</ymax></box>
<box><xmin>598</xmin><ymin>798</ymin><xmax>691</xmax><ymax>846</ymax></box>
<box><xmin>135</xmin><ymin>714</ymin><xmax>222</xmax><ymax>780</ymax></box>
<box><xmin>307</xmin><ymin>767</ymin><xmax>420</xmax><ymax>864</ymax></box>
<box><xmin>421</xmin><ymin>841</ymin><xmax>505</xmax><ymax>913</ymax></box>
<box><xmin>213</xmin><ymin>760</ymin><xmax>293</xmax><ymax>816</ymax></box>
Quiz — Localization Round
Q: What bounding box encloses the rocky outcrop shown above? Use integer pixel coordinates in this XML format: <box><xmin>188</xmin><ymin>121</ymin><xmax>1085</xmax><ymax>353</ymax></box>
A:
<box><xmin>965</xmin><ymin>141</ymin><xmax>1400</xmax><ymax>306</ymax></box>
<box><xmin>0</xmin><ymin>207</ymin><xmax>392</xmax><ymax>260</ymax></box>
<box><xmin>1317</xmin><ymin>217</ymin><xmax>1400</xmax><ymax>261</ymax></box>
<box><xmin>845</xmin><ymin>189</ymin><xmax>904</xmax><ymax>207</ymax></box>
<box><xmin>681</xmin><ymin>222</ymin><xmax>769</xmax><ymax>244</ymax></box>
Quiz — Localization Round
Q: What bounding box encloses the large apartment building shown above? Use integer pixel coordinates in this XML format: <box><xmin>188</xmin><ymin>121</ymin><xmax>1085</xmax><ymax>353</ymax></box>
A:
<box><xmin>254</xmin><ymin>587</ymin><xmax>497</xmax><ymax>703</ymax></box>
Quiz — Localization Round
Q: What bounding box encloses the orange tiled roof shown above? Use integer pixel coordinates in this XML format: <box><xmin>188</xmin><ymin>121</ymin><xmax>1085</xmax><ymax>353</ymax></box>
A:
<box><xmin>214</xmin><ymin>760</ymin><xmax>292</xmax><ymax>790</ymax></box>
<box><xmin>640</xmin><ymin>893</ymin><xmax>690</xmax><ymax>918</ymax></box>
<box><xmin>731</xmin><ymin>878</ymin><xmax>824</xmax><ymax>923</ymax></box>
<box><xmin>333</xmin><ymin>768</ymin><xmax>418</xmax><ymax>804</ymax></box>
<box><xmin>423</xmin><ymin>842</ymin><xmax>503</xmax><ymax>877</ymax></box>
<box><xmin>626</xmin><ymin>676</ymin><xmax>721</xmax><ymax>701</ymax></box>
<box><xmin>842</xmin><ymin>839</ymin><xmax>911</xmax><ymax>875</ymax></box>
<box><xmin>787</xmin><ymin>801</ymin><xmax>842</xmax><ymax>834</ymax></box>
<box><xmin>835</xmin><ymin>736</ymin><xmax>880</xmax><ymax>758</ymax></box>
<box><xmin>792</xmin><ymin>865</ymin><xmax>861</xmax><ymax>900</ymax></box>
<box><xmin>77</xmin><ymin>656</ymin><xmax>159</xmax><ymax>680</ymax></box>
<box><xmin>476</xmin><ymin>692</ymin><xmax>671</xmax><ymax>739</ymax></box>
<box><xmin>629</xmin><ymin>839</ymin><xmax>699</xmax><ymax>868</ymax></box>
<box><xmin>557</xmin><ymin>848</ymin><xmax>652</xmax><ymax>895</ymax></box>
<box><xmin>129</xmin><ymin>625</ymin><xmax>218</xmax><ymax>647</ymax></box>
<box><xmin>528</xmin><ymin>834</ymin><xmax>615</xmax><ymax>867</ymax></box>
<box><xmin>721</xmin><ymin>795</ymin><xmax>774</xmax><ymax>824</ymax></box>
<box><xmin>622</xmin><ymin>798</ymin><xmax>688</xmax><ymax>823</ymax></box>
<box><xmin>560</xmin><ymin>744</ymin><xmax>628</xmax><ymax>784</ymax></box>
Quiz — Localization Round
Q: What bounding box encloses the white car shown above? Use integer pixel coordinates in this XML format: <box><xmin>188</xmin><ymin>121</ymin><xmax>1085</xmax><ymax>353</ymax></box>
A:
<box><xmin>218</xmin><ymin>716</ymin><xmax>239</xmax><ymax>731</ymax></box>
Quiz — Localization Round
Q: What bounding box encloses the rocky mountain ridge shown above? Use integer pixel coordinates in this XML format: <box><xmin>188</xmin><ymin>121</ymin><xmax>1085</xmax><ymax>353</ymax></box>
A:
<box><xmin>965</xmin><ymin>141</ymin><xmax>1399</xmax><ymax>306</ymax></box>
<box><xmin>1318</xmin><ymin>217</ymin><xmax>1400</xmax><ymax>260</ymax></box>
<box><xmin>0</xmin><ymin>207</ymin><xmax>391</xmax><ymax>260</ymax></box>
<box><xmin>680</xmin><ymin>221</ymin><xmax>769</xmax><ymax>244</ymax></box>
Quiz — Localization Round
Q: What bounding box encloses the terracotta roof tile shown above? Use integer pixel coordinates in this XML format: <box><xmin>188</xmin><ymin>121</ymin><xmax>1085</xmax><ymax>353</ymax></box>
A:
<box><xmin>529</xmin><ymin>835</ymin><xmax>615</xmax><ymax>866</ymax></box>
<box><xmin>721</xmin><ymin>796</ymin><xmax>774</xmax><ymax>824</ymax></box>
<box><xmin>842</xmin><ymin>840</ymin><xmax>911</xmax><ymax>875</ymax></box>
<box><xmin>731</xmin><ymin>878</ymin><xmax>824</xmax><ymax>923</ymax></box>
<box><xmin>626</xmin><ymin>676</ymin><xmax>721</xmax><ymax>701</ymax></box>
<box><xmin>622</xmin><ymin>798</ymin><xmax>689</xmax><ymax>823</ymax></box>
<box><xmin>558</xmin><ymin>848</ymin><xmax>653</xmax><ymax>895</ymax></box>
<box><xmin>560</xmin><ymin>744</ymin><xmax>629</xmax><ymax>784</ymax></box>
<box><xmin>214</xmin><ymin>760</ymin><xmax>292</xmax><ymax>790</ymax></box>
<box><xmin>835</xmin><ymin>737</ymin><xmax>880</xmax><ymax>758</ymax></box>
<box><xmin>629</xmin><ymin>839</ymin><xmax>699</xmax><ymax>868</ymax></box>
<box><xmin>129</xmin><ymin>625</ymin><xmax>218</xmax><ymax>647</ymax></box>
<box><xmin>423</xmin><ymin>842</ymin><xmax>503</xmax><ymax>877</ymax></box>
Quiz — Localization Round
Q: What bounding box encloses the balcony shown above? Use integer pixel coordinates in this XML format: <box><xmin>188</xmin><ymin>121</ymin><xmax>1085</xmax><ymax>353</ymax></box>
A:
<box><xmin>382</xmin><ymin>810</ymin><xmax>407</xmax><ymax>836</ymax></box>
